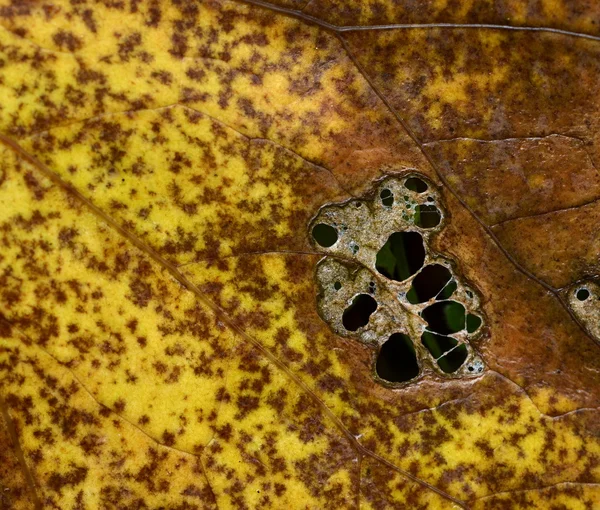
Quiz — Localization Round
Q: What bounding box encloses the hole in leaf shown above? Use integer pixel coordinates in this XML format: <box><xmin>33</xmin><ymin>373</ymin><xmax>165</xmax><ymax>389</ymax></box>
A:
<box><xmin>375</xmin><ymin>232</ymin><xmax>425</xmax><ymax>282</ymax></box>
<box><xmin>414</xmin><ymin>204</ymin><xmax>441</xmax><ymax>228</ymax></box>
<box><xmin>421</xmin><ymin>331</ymin><xmax>457</xmax><ymax>358</ymax></box>
<box><xmin>576</xmin><ymin>288</ymin><xmax>590</xmax><ymax>301</ymax></box>
<box><xmin>407</xmin><ymin>264</ymin><xmax>452</xmax><ymax>304</ymax></box>
<box><xmin>376</xmin><ymin>333</ymin><xmax>420</xmax><ymax>382</ymax></box>
<box><xmin>380</xmin><ymin>188</ymin><xmax>394</xmax><ymax>207</ymax></box>
<box><xmin>438</xmin><ymin>345</ymin><xmax>468</xmax><ymax>373</ymax></box>
<box><xmin>421</xmin><ymin>301</ymin><xmax>466</xmax><ymax>334</ymax></box>
<box><xmin>405</xmin><ymin>177</ymin><xmax>428</xmax><ymax>193</ymax></box>
<box><xmin>437</xmin><ymin>280</ymin><xmax>457</xmax><ymax>300</ymax></box>
<box><xmin>334</xmin><ymin>281</ymin><xmax>342</xmax><ymax>291</ymax></box>
<box><xmin>312</xmin><ymin>223</ymin><xmax>338</xmax><ymax>248</ymax></box>
<box><xmin>342</xmin><ymin>294</ymin><xmax>378</xmax><ymax>331</ymax></box>
<box><xmin>466</xmin><ymin>314</ymin><xmax>482</xmax><ymax>333</ymax></box>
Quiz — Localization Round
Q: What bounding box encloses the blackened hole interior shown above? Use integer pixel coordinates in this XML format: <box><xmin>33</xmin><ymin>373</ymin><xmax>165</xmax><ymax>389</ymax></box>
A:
<box><xmin>376</xmin><ymin>231</ymin><xmax>425</xmax><ymax>282</ymax></box>
<box><xmin>466</xmin><ymin>314</ymin><xmax>482</xmax><ymax>333</ymax></box>
<box><xmin>421</xmin><ymin>301</ymin><xmax>466</xmax><ymax>334</ymax></box>
<box><xmin>380</xmin><ymin>188</ymin><xmax>394</xmax><ymax>207</ymax></box>
<box><xmin>414</xmin><ymin>204</ymin><xmax>441</xmax><ymax>228</ymax></box>
<box><xmin>438</xmin><ymin>345</ymin><xmax>468</xmax><ymax>373</ymax></box>
<box><xmin>576</xmin><ymin>288</ymin><xmax>590</xmax><ymax>301</ymax></box>
<box><xmin>437</xmin><ymin>280</ymin><xmax>457</xmax><ymax>300</ymax></box>
<box><xmin>342</xmin><ymin>294</ymin><xmax>378</xmax><ymax>331</ymax></box>
<box><xmin>376</xmin><ymin>333</ymin><xmax>419</xmax><ymax>382</ymax></box>
<box><xmin>421</xmin><ymin>331</ymin><xmax>457</xmax><ymax>358</ymax></box>
<box><xmin>334</xmin><ymin>281</ymin><xmax>342</xmax><ymax>291</ymax></box>
<box><xmin>405</xmin><ymin>177</ymin><xmax>428</xmax><ymax>193</ymax></box>
<box><xmin>312</xmin><ymin>223</ymin><xmax>338</xmax><ymax>248</ymax></box>
<box><xmin>407</xmin><ymin>264</ymin><xmax>452</xmax><ymax>304</ymax></box>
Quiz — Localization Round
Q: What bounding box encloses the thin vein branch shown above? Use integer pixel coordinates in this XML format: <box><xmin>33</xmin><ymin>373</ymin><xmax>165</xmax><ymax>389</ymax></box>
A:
<box><xmin>491</xmin><ymin>195</ymin><xmax>600</xmax><ymax>229</ymax></box>
<box><xmin>0</xmin><ymin>133</ymin><xmax>467</xmax><ymax>509</ymax></box>
<box><xmin>22</xmin><ymin>102</ymin><xmax>354</xmax><ymax>197</ymax></box>
<box><xmin>355</xmin><ymin>453</ymin><xmax>362</xmax><ymax>510</ymax></box>
<box><xmin>0</xmin><ymin>394</ymin><xmax>42</xmax><ymax>510</ymax></box>
<box><xmin>423</xmin><ymin>133</ymin><xmax>588</xmax><ymax>146</ymax></box>
<box><xmin>237</xmin><ymin>0</ymin><xmax>600</xmax><ymax>42</ymax></box>
<box><xmin>489</xmin><ymin>370</ymin><xmax>599</xmax><ymax>420</ymax></box>
<box><xmin>474</xmin><ymin>481</ymin><xmax>600</xmax><ymax>502</ymax></box>
<box><xmin>2</xmin><ymin>316</ymin><xmax>204</xmax><ymax>460</ymax></box>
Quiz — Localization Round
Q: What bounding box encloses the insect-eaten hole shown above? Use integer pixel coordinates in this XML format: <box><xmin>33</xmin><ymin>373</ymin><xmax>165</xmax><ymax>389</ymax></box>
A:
<box><xmin>414</xmin><ymin>204</ymin><xmax>441</xmax><ymax>228</ymax></box>
<box><xmin>404</xmin><ymin>177</ymin><xmax>428</xmax><ymax>193</ymax></box>
<box><xmin>380</xmin><ymin>188</ymin><xmax>394</xmax><ymax>207</ymax></box>
<box><xmin>376</xmin><ymin>231</ymin><xmax>425</xmax><ymax>282</ymax></box>
<box><xmin>376</xmin><ymin>333</ymin><xmax>419</xmax><ymax>382</ymax></box>
<box><xmin>437</xmin><ymin>280</ymin><xmax>457</xmax><ymax>300</ymax></box>
<box><xmin>342</xmin><ymin>293</ymin><xmax>378</xmax><ymax>331</ymax></box>
<box><xmin>312</xmin><ymin>223</ymin><xmax>338</xmax><ymax>248</ymax></box>
<box><xmin>466</xmin><ymin>314</ymin><xmax>482</xmax><ymax>333</ymax></box>
<box><xmin>334</xmin><ymin>281</ymin><xmax>342</xmax><ymax>291</ymax></box>
<box><xmin>421</xmin><ymin>331</ymin><xmax>457</xmax><ymax>358</ymax></box>
<box><xmin>421</xmin><ymin>301</ymin><xmax>465</xmax><ymax>334</ymax></box>
<box><xmin>437</xmin><ymin>345</ymin><xmax>468</xmax><ymax>373</ymax></box>
<box><xmin>576</xmin><ymin>288</ymin><xmax>590</xmax><ymax>301</ymax></box>
<box><xmin>407</xmin><ymin>264</ymin><xmax>452</xmax><ymax>304</ymax></box>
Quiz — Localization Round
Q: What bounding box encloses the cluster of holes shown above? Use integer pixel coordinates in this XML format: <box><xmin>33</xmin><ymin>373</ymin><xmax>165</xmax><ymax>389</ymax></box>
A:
<box><xmin>311</xmin><ymin>174</ymin><xmax>485</xmax><ymax>385</ymax></box>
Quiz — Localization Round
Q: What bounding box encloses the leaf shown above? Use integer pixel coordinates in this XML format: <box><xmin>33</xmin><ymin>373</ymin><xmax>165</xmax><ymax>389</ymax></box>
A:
<box><xmin>0</xmin><ymin>1</ymin><xmax>599</xmax><ymax>509</ymax></box>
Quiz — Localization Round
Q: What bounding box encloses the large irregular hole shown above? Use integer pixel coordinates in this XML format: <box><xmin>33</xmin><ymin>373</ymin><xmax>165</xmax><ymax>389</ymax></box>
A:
<box><xmin>380</xmin><ymin>188</ymin><xmax>394</xmax><ymax>207</ymax></box>
<box><xmin>312</xmin><ymin>223</ymin><xmax>338</xmax><ymax>248</ymax></box>
<box><xmin>421</xmin><ymin>332</ymin><xmax>457</xmax><ymax>358</ymax></box>
<box><xmin>421</xmin><ymin>301</ymin><xmax>466</xmax><ymax>334</ymax></box>
<box><xmin>376</xmin><ymin>231</ymin><xmax>425</xmax><ymax>282</ymax></box>
<box><xmin>466</xmin><ymin>314</ymin><xmax>482</xmax><ymax>333</ymax></box>
<box><xmin>407</xmin><ymin>264</ymin><xmax>452</xmax><ymax>304</ymax></box>
<box><xmin>376</xmin><ymin>333</ymin><xmax>419</xmax><ymax>382</ymax></box>
<box><xmin>437</xmin><ymin>345</ymin><xmax>468</xmax><ymax>373</ymax></box>
<box><xmin>342</xmin><ymin>294</ymin><xmax>378</xmax><ymax>331</ymax></box>
<box><xmin>414</xmin><ymin>204</ymin><xmax>441</xmax><ymax>228</ymax></box>
<box><xmin>436</xmin><ymin>280</ymin><xmax>457</xmax><ymax>300</ymax></box>
<box><xmin>405</xmin><ymin>177</ymin><xmax>428</xmax><ymax>193</ymax></box>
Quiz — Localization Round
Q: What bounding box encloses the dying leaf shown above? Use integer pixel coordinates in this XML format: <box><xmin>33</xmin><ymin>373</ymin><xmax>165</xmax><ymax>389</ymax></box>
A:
<box><xmin>0</xmin><ymin>1</ymin><xmax>599</xmax><ymax>509</ymax></box>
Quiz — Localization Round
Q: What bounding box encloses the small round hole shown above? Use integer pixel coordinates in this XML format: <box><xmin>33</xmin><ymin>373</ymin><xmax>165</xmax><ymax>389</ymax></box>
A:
<box><xmin>334</xmin><ymin>281</ymin><xmax>342</xmax><ymax>291</ymax></box>
<box><xmin>312</xmin><ymin>223</ymin><xmax>338</xmax><ymax>248</ymax></box>
<box><xmin>380</xmin><ymin>188</ymin><xmax>394</xmax><ymax>207</ymax></box>
<box><xmin>576</xmin><ymin>288</ymin><xmax>590</xmax><ymax>301</ymax></box>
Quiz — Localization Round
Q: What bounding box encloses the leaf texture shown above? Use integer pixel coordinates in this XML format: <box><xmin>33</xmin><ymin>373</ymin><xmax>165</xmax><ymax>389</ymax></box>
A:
<box><xmin>0</xmin><ymin>1</ymin><xmax>599</xmax><ymax>508</ymax></box>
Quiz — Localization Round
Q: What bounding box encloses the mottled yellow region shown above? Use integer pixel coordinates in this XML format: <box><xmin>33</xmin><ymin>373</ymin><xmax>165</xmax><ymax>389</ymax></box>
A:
<box><xmin>1</xmin><ymin>0</ymin><xmax>600</xmax><ymax>509</ymax></box>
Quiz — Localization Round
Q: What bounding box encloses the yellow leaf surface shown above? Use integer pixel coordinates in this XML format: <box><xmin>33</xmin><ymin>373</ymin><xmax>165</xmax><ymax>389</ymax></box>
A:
<box><xmin>0</xmin><ymin>1</ymin><xmax>599</xmax><ymax>509</ymax></box>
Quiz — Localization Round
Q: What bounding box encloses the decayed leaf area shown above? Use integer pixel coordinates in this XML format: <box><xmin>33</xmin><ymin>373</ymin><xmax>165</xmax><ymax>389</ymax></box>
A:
<box><xmin>0</xmin><ymin>0</ymin><xmax>599</xmax><ymax>508</ymax></box>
